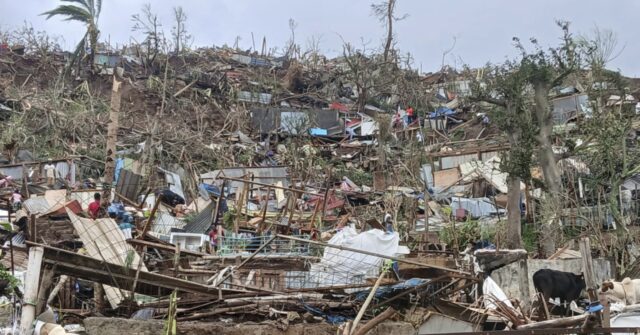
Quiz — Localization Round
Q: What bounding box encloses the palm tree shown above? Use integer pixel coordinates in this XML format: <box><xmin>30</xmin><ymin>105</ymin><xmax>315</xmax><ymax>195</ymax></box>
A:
<box><xmin>42</xmin><ymin>0</ymin><xmax>102</xmax><ymax>71</ymax></box>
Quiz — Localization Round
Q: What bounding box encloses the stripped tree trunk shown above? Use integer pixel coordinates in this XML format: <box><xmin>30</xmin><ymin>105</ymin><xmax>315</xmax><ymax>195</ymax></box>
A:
<box><xmin>534</xmin><ymin>83</ymin><xmax>561</xmax><ymax>257</ymax></box>
<box><xmin>103</xmin><ymin>75</ymin><xmax>122</xmax><ymax>202</ymax></box>
<box><xmin>506</xmin><ymin>175</ymin><xmax>523</xmax><ymax>249</ymax></box>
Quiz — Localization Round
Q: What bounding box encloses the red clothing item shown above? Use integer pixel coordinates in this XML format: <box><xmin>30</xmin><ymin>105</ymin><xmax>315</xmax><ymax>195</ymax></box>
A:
<box><xmin>88</xmin><ymin>201</ymin><xmax>101</xmax><ymax>219</ymax></box>
<box><xmin>406</xmin><ymin>107</ymin><xmax>414</xmax><ymax>117</ymax></box>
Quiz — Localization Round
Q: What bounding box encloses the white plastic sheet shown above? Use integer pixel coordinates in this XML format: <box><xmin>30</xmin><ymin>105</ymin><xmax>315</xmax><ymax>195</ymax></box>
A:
<box><xmin>483</xmin><ymin>276</ymin><xmax>514</xmax><ymax>310</ymax></box>
<box><xmin>611</xmin><ymin>312</ymin><xmax>640</xmax><ymax>334</ymax></box>
<box><xmin>306</xmin><ymin>227</ymin><xmax>400</xmax><ymax>288</ymax></box>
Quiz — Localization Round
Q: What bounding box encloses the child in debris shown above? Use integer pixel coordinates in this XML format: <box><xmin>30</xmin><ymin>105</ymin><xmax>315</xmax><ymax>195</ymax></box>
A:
<box><xmin>12</xmin><ymin>189</ymin><xmax>22</xmax><ymax>211</ymax></box>
<box><xmin>88</xmin><ymin>193</ymin><xmax>101</xmax><ymax>219</ymax></box>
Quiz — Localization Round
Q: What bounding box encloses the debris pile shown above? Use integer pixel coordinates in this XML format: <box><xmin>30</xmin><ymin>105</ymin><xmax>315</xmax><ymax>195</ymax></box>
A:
<box><xmin>1</xmin><ymin>22</ymin><xmax>640</xmax><ymax>335</ymax></box>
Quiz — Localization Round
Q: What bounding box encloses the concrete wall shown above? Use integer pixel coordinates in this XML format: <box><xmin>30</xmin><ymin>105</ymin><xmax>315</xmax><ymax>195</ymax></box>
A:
<box><xmin>491</xmin><ymin>258</ymin><xmax>614</xmax><ymax>309</ymax></box>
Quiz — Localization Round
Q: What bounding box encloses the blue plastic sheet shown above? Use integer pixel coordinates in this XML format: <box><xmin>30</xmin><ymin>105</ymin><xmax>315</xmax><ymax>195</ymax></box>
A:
<box><xmin>428</xmin><ymin>107</ymin><xmax>456</xmax><ymax>119</ymax></box>
<box><xmin>354</xmin><ymin>278</ymin><xmax>431</xmax><ymax>302</ymax></box>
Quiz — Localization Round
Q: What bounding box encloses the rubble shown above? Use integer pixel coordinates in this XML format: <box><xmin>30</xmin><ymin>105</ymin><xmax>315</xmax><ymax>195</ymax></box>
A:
<box><xmin>1</xmin><ymin>12</ymin><xmax>640</xmax><ymax>335</ymax></box>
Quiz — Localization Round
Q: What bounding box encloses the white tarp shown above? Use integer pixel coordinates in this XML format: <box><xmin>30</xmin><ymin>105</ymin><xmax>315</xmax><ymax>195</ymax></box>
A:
<box><xmin>451</xmin><ymin>197</ymin><xmax>505</xmax><ymax>218</ymax></box>
<box><xmin>305</xmin><ymin>227</ymin><xmax>400</xmax><ymax>288</ymax></box>
<box><xmin>611</xmin><ymin>312</ymin><xmax>640</xmax><ymax>334</ymax></box>
<box><xmin>483</xmin><ymin>276</ymin><xmax>514</xmax><ymax>310</ymax></box>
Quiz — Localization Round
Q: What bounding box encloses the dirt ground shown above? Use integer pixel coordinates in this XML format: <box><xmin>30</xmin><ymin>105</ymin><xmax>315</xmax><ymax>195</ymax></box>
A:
<box><xmin>83</xmin><ymin>317</ymin><xmax>417</xmax><ymax>335</ymax></box>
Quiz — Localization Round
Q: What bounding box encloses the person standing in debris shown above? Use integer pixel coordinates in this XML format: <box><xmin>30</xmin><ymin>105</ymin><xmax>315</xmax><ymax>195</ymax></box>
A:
<box><xmin>88</xmin><ymin>193</ymin><xmax>102</xmax><ymax>219</ymax></box>
<box><xmin>12</xmin><ymin>189</ymin><xmax>22</xmax><ymax>211</ymax></box>
<box><xmin>384</xmin><ymin>212</ymin><xmax>393</xmax><ymax>232</ymax></box>
<box><xmin>44</xmin><ymin>160</ymin><xmax>56</xmax><ymax>187</ymax></box>
<box><xmin>406</xmin><ymin>106</ymin><xmax>415</xmax><ymax>125</ymax></box>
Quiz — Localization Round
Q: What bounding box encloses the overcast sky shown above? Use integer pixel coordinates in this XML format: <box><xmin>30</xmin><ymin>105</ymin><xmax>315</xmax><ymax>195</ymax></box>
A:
<box><xmin>1</xmin><ymin>0</ymin><xmax>638</xmax><ymax>76</ymax></box>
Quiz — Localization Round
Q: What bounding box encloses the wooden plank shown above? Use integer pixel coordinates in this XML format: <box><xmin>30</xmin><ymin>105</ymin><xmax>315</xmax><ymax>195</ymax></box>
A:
<box><xmin>433</xmin><ymin>168</ymin><xmax>461</xmax><ymax>188</ymax></box>
<box><xmin>28</xmin><ymin>242</ymin><xmax>241</xmax><ymax>297</ymax></box>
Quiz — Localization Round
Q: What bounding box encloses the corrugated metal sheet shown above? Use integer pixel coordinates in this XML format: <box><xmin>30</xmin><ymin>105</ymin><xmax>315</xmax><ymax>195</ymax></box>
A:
<box><xmin>0</xmin><ymin>166</ymin><xmax>23</xmax><ymax>180</ymax></box>
<box><xmin>115</xmin><ymin>169</ymin><xmax>141</xmax><ymax>201</ymax></box>
<box><xmin>23</xmin><ymin>198</ymin><xmax>51</xmax><ymax>215</ymax></box>
<box><xmin>183</xmin><ymin>201</ymin><xmax>215</xmax><ymax>234</ymax></box>
<box><xmin>151</xmin><ymin>212</ymin><xmax>187</xmax><ymax>239</ymax></box>
<box><xmin>158</xmin><ymin>168</ymin><xmax>184</xmax><ymax>199</ymax></box>
<box><xmin>440</xmin><ymin>153</ymin><xmax>477</xmax><ymax>169</ymax></box>
<box><xmin>238</xmin><ymin>91</ymin><xmax>272</xmax><ymax>105</ymax></box>
<box><xmin>201</xmin><ymin>167</ymin><xmax>289</xmax><ymax>195</ymax></box>
<box><xmin>231</xmin><ymin>54</ymin><xmax>283</xmax><ymax>68</ymax></box>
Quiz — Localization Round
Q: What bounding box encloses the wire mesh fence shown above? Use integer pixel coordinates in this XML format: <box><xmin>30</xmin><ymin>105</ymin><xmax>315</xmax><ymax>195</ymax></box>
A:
<box><xmin>220</xmin><ymin>234</ymin><xmax>398</xmax><ymax>292</ymax></box>
<box><xmin>218</xmin><ymin>234</ymin><xmax>318</xmax><ymax>256</ymax></box>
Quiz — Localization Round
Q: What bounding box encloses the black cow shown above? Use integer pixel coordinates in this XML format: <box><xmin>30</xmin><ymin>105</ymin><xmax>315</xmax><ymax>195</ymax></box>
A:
<box><xmin>533</xmin><ymin>269</ymin><xmax>585</xmax><ymax>305</ymax></box>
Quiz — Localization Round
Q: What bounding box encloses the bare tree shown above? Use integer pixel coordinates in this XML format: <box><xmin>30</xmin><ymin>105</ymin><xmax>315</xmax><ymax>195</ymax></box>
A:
<box><xmin>285</xmin><ymin>18</ymin><xmax>299</xmax><ymax>59</ymax></box>
<box><xmin>371</xmin><ymin>0</ymin><xmax>408</xmax><ymax>63</ymax></box>
<box><xmin>131</xmin><ymin>3</ymin><xmax>163</xmax><ymax>67</ymax></box>
<box><xmin>172</xmin><ymin>6</ymin><xmax>192</xmax><ymax>54</ymax></box>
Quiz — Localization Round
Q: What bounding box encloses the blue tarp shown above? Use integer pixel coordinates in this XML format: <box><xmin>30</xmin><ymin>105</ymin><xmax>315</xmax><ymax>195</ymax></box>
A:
<box><xmin>354</xmin><ymin>278</ymin><xmax>431</xmax><ymax>302</ymax></box>
<box><xmin>114</xmin><ymin>158</ymin><xmax>125</xmax><ymax>183</ymax></box>
<box><xmin>309</xmin><ymin>128</ymin><xmax>328</xmax><ymax>136</ymax></box>
<box><xmin>428</xmin><ymin>107</ymin><xmax>456</xmax><ymax>119</ymax></box>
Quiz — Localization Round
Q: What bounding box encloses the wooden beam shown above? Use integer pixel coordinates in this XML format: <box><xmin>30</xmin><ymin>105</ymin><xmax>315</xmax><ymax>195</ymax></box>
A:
<box><xmin>27</xmin><ymin>242</ymin><xmax>242</xmax><ymax>298</ymax></box>
<box><xmin>20</xmin><ymin>246</ymin><xmax>43</xmax><ymax>335</ymax></box>
<box><xmin>140</xmin><ymin>194</ymin><xmax>162</xmax><ymax>236</ymax></box>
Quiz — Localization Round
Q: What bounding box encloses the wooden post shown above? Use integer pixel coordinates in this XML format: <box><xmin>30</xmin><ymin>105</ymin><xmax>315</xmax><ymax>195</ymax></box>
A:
<box><xmin>29</xmin><ymin>214</ymin><xmax>37</xmax><ymax>243</ymax></box>
<box><xmin>353</xmin><ymin>307</ymin><xmax>396</xmax><ymax>335</ymax></box>
<box><xmin>212</xmin><ymin>181</ymin><xmax>226</xmax><ymax>228</ymax></box>
<box><xmin>174</xmin><ymin>243</ymin><xmax>181</xmax><ymax>278</ymax></box>
<box><xmin>257</xmin><ymin>187</ymin><xmax>271</xmax><ymax>234</ymax></box>
<box><xmin>47</xmin><ymin>275</ymin><xmax>69</xmax><ymax>305</ymax></box>
<box><xmin>579</xmin><ymin>237</ymin><xmax>597</xmax><ymax>299</ymax></box>
<box><xmin>20</xmin><ymin>246</ymin><xmax>44</xmax><ymax>335</ymax></box>
<box><xmin>35</xmin><ymin>266</ymin><xmax>55</xmax><ymax>315</ymax></box>
<box><xmin>103</xmin><ymin>74</ymin><xmax>123</xmax><ymax>202</ymax></box>
<box><xmin>350</xmin><ymin>269</ymin><xmax>387</xmax><ymax>335</ymax></box>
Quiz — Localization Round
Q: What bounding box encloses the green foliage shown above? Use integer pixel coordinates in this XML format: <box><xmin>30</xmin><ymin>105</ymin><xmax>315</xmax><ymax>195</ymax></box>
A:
<box><xmin>163</xmin><ymin>290</ymin><xmax>178</xmax><ymax>335</ymax></box>
<box><xmin>222</xmin><ymin>209</ymin><xmax>236</xmax><ymax>230</ymax></box>
<box><xmin>438</xmin><ymin>218</ymin><xmax>497</xmax><ymax>250</ymax></box>
<box><xmin>334</xmin><ymin>163</ymin><xmax>373</xmax><ymax>186</ymax></box>
<box><xmin>521</xmin><ymin>223</ymin><xmax>539</xmax><ymax>253</ymax></box>
<box><xmin>0</xmin><ymin>267</ymin><xmax>21</xmax><ymax>296</ymax></box>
